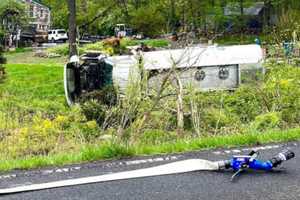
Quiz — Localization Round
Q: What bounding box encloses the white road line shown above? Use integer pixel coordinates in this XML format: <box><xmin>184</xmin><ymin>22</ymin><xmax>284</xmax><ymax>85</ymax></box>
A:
<box><xmin>271</xmin><ymin>145</ymin><xmax>280</xmax><ymax>148</ymax></box>
<box><xmin>242</xmin><ymin>148</ymin><xmax>250</xmax><ymax>151</ymax></box>
<box><xmin>14</xmin><ymin>156</ymin><xmax>180</xmax><ymax>179</ymax></box>
<box><xmin>213</xmin><ymin>144</ymin><xmax>290</xmax><ymax>155</ymax></box>
<box><xmin>213</xmin><ymin>151</ymin><xmax>222</xmax><ymax>155</ymax></box>
<box><xmin>0</xmin><ymin>174</ymin><xmax>16</xmax><ymax>180</ymax></box>
<box><xmin>41</xmin><ymin>170</ymin><xmax>54</xmax><ymax>175</ymax></box>
<box><xmin>125</xmin><ymin>156</ymin><xmax>178</xmax><ymax>166</ymax></box>
<box><xmin>264</xmin><ymin>146</ymin><xmax>273</xmax><ymax>149</ymax></box>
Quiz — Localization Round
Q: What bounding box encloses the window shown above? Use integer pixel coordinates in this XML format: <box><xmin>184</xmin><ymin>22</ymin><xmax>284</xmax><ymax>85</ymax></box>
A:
<box><xmin>58</xmin><ymin>30</ymin><xmax>66</xmax><ymax>34</ymax></box>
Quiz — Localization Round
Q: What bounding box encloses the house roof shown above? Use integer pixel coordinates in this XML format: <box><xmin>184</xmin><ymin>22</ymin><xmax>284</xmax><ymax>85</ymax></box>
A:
<box><xmin>225</xmin><ymin>2</ymin><xmax>265</xmax><ymax>16</ymax></box>
<box><xmin>106</xmin><ymin>44</ymin><xmax>263</xmax><ymax>70</ymax></box>
<box><xmin>19</xmin><ymin>0</ymin><xmax>50</xmax><ymax>9</ymax></box>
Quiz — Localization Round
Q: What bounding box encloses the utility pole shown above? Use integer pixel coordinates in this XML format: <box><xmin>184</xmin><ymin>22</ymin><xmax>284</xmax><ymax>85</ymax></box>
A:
<box><xmin>68</xmin><ymin>0</ymin><xmax>77</xmax><ymax>57</ymax></box>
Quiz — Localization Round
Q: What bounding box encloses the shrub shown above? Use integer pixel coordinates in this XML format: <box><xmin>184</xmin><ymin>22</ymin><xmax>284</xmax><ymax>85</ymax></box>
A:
<box><xmin>83</xmin><ymin>41</ymin><xmax>127</xmax><ymax>55</ymax></box>
<box><xmin>47</xmin><ymin>44</ymin><xmax>69</xmax><ymax>56</ymax></box>
<box><xmin>83</xmin><ymin>42</ymin><xmax>104</xmax><ymax>52</ymax></box>
<box><xmin>140</xmin><ymin>129</ymin><xmax>177</xmax><ymax>145</ymax></box>
<box><xmin>1</xmin><ymin>115</ymin><xmax>65</xmax><ymax>158</ymax></box>
<box><xmin>80</xmin><ymin>100</ymin><xmax>106</xmax><ymax>126</ymax></box>
<box><xmin>80</xmin><ymin>85</ymin><xmax>118</xmax><ymax>107</ymax></box>
<box><xmin>0</xmin><ymin>105</ymin><xmax>105</xmax><ymax>158</ymax></box>
<box><xmin>224</xmin><ymin>86</ymin><xmax>264</xmax><ymax>122</ymax></box>
<box><xmin>143</xmin><ymin>111</ymin><xmax>176</xmax><ymax>130</ymax></box>
<box><xmin>47</xmin><ymin>44</ymin><xmax>86</xmax><ymax>56</ymax></box>
<box><xmin>202</xmin><ymin>108</ymin><xmax>240</xmax><ymax>131</ymax></box>
<box><xmin>253</xmin><ymin>112</ymin><xmax>281</xmax><ymax>131</ymax></box>
<box><xmin>263</xmin><ymin>65</ymin><xmax>300</xmax><ymax>124</ymax></box>
<box><xmin>75</xmin><ymin>120</ymin><xmax>102</xmax><ymax>142</ymax></box>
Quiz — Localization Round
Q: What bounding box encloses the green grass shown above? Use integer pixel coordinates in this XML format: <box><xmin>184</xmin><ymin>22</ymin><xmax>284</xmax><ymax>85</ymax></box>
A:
<box><xmin>4</xmin><ymin>51</ymin><xmax>67</xmax><ymax>65</ymax></box>
<box><xmin>123</xmin><ymin>38</ymin><xmax>170</xmax><ymax>48</ymax></box>
<box><xmin>5</xmin><ymin>48</ymin><xmax>33</xmax><ymax>54</ymax></box>
<box><xmin>0</xmin><ymin>63</ymin><xmax>66</xmax><ymax>111</ymax></box>
<box><xmin>0</xmin><ymin>128</ymin><xmax>299</xmax><ymax>171</ymax></box>
<box><xmin>2</xmin><ymin>64</ymin><xmax>63</xmax><ymax>94</ymax></box>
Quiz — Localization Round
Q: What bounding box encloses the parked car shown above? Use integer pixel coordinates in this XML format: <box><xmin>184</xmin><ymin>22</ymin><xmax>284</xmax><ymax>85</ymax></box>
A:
<box><xmin>48</xmin><ymin>29</ymin><xmax>68</xmax><ymax>43</ymax></box>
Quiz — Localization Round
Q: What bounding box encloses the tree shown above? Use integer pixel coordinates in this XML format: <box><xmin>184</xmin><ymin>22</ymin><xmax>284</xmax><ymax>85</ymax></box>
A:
<box><xmin>130</xmin><ymin>3</ymin><xmax>165</xmax><ymax>37</ymax></box>
<box><xmin>0</xmin><ymin>0</ymin><xmax>27</xmax><ymax>49</ymax></box>
<box><xmin>41</xmin><ymin>0</ymin><xmax>68</xmax><ymax>29</ymax></box>
<box><xmin>41</xmin><ymin>0</ymin><xmax>300</xmax><ymax>39</ymax></box>
<box><xmin>272</xmin><ymin>8</ymin><xmax>300</xmax><ymax>44</ymax></box>
<box><xmin>68</xmin><ymin>0</ymin><xmax>77</xmax><ymax>57</ymax></box>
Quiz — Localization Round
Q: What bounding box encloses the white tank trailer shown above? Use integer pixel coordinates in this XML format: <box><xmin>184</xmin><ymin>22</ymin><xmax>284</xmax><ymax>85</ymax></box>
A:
<box><xmin>64</xmin><ymin>44</ymin><xmax>264</xmax><ymax>105</ymax></box>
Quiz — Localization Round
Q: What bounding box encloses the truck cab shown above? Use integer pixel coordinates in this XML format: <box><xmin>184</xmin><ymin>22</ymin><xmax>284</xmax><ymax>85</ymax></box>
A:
<box><xmin>114</xmin><ymin>24</ymin><xmax>132</xmax><ymax>37</ymax></box>
<box><xmin>64</xmin><ymin>53</ymin><xmax>113</xmax><ymax>105</ymax></box>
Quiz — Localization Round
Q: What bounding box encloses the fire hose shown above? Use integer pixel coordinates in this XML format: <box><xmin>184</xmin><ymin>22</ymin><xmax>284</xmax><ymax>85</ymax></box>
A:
<box><xmin>0</xmin><ymin>149</ymin><xmax>295</xmax><ymax>195</ymax></box>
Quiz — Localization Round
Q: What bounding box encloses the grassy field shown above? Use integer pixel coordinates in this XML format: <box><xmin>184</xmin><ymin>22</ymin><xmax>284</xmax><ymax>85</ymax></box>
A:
<box><xmin>0</xmin><ymin>50</ymin><xmax>299</xmax><ymax>172</ymax></box>
<box><xmin>0</xmin><ymin>128</ymin><xmax>299</xmax><ymax>171</ymax></box>
<box><xmin>5</xmin><ymin>51</ymin><xmax>67</xmax><ymax>64</ymax></box>
<box><xmin>0</xmin><ymin>63</ymin><xmax>66</xmax><ymax>112</ymax></box>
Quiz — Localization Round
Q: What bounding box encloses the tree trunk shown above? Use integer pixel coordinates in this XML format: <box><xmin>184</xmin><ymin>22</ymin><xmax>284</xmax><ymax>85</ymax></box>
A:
<box><xmin>170</xmin><ymin>0</ymin><xmax>176</xmax><ymax>33</ymax></box>
<box><xmin>240</xmin><ymin>0</ymin><xmax>244</xmax><ymax>33</ymax></box>
<box><xmin>68</xmin><ymin>0</ymin><xmax>77</xmax><ymax>57</ymax></box>
<box><xmin>0</xmin><ymin>45</ymin><xmax>6</xmax><ymax>80</ymax></box>
<box><xmin>174</xmin><ymin>72</ymin><xmax>184</xmax><ymax>135</ymax></box>
<box><xmin>264</xmin><ymin>0</ymin><xmax>272</xmax><ymax>28</ymax></box>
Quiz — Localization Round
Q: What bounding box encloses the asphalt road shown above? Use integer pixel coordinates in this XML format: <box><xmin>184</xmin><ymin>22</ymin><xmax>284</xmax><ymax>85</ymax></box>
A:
<box><xmin>0</xmin><ymin>142</ymin><xmax>299</xmax><ymax>200</ymax></box>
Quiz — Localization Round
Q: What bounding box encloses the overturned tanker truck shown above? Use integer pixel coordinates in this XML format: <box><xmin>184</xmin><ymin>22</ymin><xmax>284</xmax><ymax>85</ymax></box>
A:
<box><xmin>64</xmin><ymin>44</ymin><xmax>264</xmax><ymax>105</ymax></box>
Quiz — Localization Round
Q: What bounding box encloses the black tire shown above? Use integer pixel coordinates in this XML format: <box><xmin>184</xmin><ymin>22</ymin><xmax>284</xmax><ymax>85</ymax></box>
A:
<box><xmin>51</xmin><ymin>38</ymin><xmax>55</xmax><ymax>43</ymax></box>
